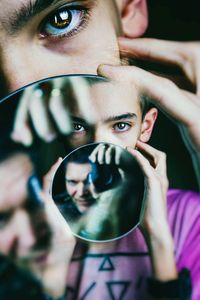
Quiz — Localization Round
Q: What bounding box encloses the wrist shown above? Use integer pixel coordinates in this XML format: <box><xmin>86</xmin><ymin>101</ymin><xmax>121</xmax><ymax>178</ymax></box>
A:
<box><xmin>141</xmin><ymin>224</ymin><xmax>177</xmax><ymax>281</ymax></box>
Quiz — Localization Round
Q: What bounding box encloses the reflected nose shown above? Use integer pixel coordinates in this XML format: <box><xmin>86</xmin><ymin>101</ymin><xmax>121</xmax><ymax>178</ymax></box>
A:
<box><xmin>77</xmin><ymin>182</ymin><xmax>89</xmax><ymax>197</ymax></box>
<box><xmin>94</xmin><ymin>129</ymin><xmax>111</xmax><ymax>144</ymax></box>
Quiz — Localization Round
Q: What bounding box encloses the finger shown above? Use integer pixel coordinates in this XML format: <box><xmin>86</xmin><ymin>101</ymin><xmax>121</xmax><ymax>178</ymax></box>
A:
<box><xmin>119</xmin><ymin>37</ymin><xmax>188</xmax><ymax>73</ymax></box>
<box><xmin>98</xmin><ymin>64</ymin><xmax>199</xmax><ymax>127</ymax></box>
<box><xmin>97</xmin><ymin>144</ymin><xmax>106</xmax><ymax>164</ymax></box>
<box><xmin>105</xmin><ymin>146</ymin><xmax>113</xmax><ymax>164</ymax></box>
<box><xmin>127</xmin><ymin>147</ymin><xmax>154</xmax><ymax>179</ymax></box>
<box><xmin>11</xmin><ymin>86</ymin><xmax>33</xmax><ymax>146</ymax></box>
<box><xmin>43</xmin><ymin>157</ymin><xmax>63</xmax><ymax>195</ymax></box>
<box><xmin>70</xmin><ymin>77</ymin><xmax>96</xmax><ymax>124</ymax></box>
<box><xmin>29</xmin><ymin>88</ymin><xmax>57</xmax><ymax>142</ymax></box>
<box><xmin>89</xmin><ymin>144</ymin><xmax>102</xmax><ymax>163</ymax></box>
<box><xmin>115</xmin><ymin>146</ymin><xmax>122</xmax><ymax>165</ymax></box>
<box><xmin>182</xmin><ymin>90</ymin><xmax>200</xmax><ymax>107</ymax></box>
<box><xmin>136</xmin><ymin>141</ymin><xmax>167</xmax><ymax>177</ymax></box>
<box><xmin>49</xmin><ymin>87</ymin><xmax>72</xmax><ymax>135</ymax></box>
<box><xmin>196</xmin><ymin>60</ymin><xmax>200</xmax><ymax>97</ymax></box>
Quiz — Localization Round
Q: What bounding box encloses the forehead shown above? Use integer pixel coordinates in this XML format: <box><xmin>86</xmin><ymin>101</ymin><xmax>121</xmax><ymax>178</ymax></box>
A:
<box><xmin>75</xmin><ymin>81</ymin><xmax>142</xmax><ymax>122</ymax></box>
<box><xmin>66</xmin><ymin>162</ymin><xmax>91</xmax><ymax>178</ymax></box>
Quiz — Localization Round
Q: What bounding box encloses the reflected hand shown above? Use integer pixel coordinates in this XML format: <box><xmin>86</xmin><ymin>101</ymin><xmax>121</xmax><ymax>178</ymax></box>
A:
<box><xmin>11</xmin><ymin>78</ymin><xmax>72</xmax><ymax>146</ymax></box>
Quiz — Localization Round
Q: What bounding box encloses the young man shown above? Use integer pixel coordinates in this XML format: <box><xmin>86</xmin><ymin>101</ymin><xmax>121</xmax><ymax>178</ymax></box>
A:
<box><xmin>0</xmin><ymin>74</ymin><xmax>199</xmax><ymax>299</ymax></box>
<box><xmin>61</xmin><ymin>77</ymin><xmax>200</xmax><ymax>300</ymax></box>
<box><xmin>0</xmin><ymin>0</ymin><xmax>148</xmax><ymax>98</ymax></box>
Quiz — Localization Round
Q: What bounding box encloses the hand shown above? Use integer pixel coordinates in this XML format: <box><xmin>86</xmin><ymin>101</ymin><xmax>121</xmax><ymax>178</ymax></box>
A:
<box><xmin>118</xmin><ymin>38</ymin><xmax>200</xmax><ymax>151</ymax></box>
<box><xmin>37</xmin><ymin>158</ymin><xmax>76</xmax><ymax>298</ymax></box>
<box><xmin>118</xmin><ymin>38</ymin><xmax>200</xmax><ymax>94</ymax></box>
<box><xmin>127</xmin><ymin>141</ymin><xmax>177</xmax><ymax>280</ymax></box>
<box><xmin>0</xmin><ymin>154</ymin><xmax>76</xmax><ymax>298</ymax></box>
<box><xmin>89</xmin><ymin>143</ymin><xmax>122</xmax><ymax>165</ymax></box>
<box><xmin>89</xmin><ymin>143</ymin><xmax>125</xmax><ymax>180</ymax></box>
<box><xmin>11</xmin><ymin>78</ymin><xmax>71</xmax><ymax>146</ymax></box>
<box><xmin>98</xmin><ymin>62</ymin><xmax>200</xmax><ymax>153</ymax></box>
<box><xmin>11</xmin><ymin>76</ymin><xmax>93</xmax><ymax>146</ymax></box>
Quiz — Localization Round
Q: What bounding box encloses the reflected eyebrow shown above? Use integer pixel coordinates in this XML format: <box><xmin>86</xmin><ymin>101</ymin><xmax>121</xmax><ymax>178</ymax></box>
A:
<box><xmin>71</xmin><ymin>113</ymin><xmax>137</xmax><ymax>125</ymax></box>
<box><xmin>71</xmin><ymin>116</ymin><xmax>89</xmax><ymax>125</ymax></box>
<box><xmin>104</xmin><ymin>113</ymin><xmax>137</xmax><ymax>123</ymax></box>
<box><xmin>7</xmin><ymin>0</ymin><xmax>96</xmax><ymax>34</ymax></box>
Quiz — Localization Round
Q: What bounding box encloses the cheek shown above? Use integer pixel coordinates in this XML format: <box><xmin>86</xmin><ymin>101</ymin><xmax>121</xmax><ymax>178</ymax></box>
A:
<box><xmin>67</xmin><ymin>185</ymin><xmax>76</xmax><ymax>197</ymax></box>
<box><xmin>38</xmin><ymin>5</ymin><xmax>120</xmax><ymax>72</ymax></box>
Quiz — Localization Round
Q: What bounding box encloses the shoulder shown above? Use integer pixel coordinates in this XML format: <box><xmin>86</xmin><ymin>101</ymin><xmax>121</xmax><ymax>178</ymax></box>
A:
<box><xmin>167</xmin><ymin>188</ymin><xmax>200</xmax><ymax>220</ymax></box>
<box><xmin>167</xmin><ymin>188</ymin><xmax>200</xmax><ymax>234</ymax></box>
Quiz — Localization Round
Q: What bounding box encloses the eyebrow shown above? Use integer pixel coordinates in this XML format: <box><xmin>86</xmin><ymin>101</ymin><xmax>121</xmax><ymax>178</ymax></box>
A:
<box><xmin>103</xmin><ymin>113</ymin><xmax>137</xmax><ymax>123</ymax></box>
<box><xmin>8</xmin><ymin>0</ymin><xmax>58</xmax><ymax>34</ymax></box>
<box><xmin>71</xmin><ymin>116</ymin><xmax>90</xmax><ymax>125</ymax></box>
<box><xmin>7</xmin><ymin>0</ymin><xmax>96</xmax><ymax>34</ymax></box>
<box><xmin>71</xmin><ymin>113</ymin><xmax>137</xmax><ymax>124</ymax></box>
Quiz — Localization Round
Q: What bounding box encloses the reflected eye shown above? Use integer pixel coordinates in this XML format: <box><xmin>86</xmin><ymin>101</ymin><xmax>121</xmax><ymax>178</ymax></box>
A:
<box><xmin>113</xmin><ymin>123</ymin><xmax>131</xmax><ymax>132</ymax></box>
<box><xmin>40</xmin><ymin>6</ymin><xmax>89</xmax><ymax>38</ymax></box>
<box><xmin>73</xmin><ymin>123</ymin><xmax>86</xmax><ymax>133</ymax></box>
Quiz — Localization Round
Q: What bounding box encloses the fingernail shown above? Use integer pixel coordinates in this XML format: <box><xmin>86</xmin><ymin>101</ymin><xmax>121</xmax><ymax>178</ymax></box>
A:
<box><xmin>44</xmin><ymin>132</ymin><xmax>56</xmax><ymax>143</ymax></box>
<box><xmin>57</xmin><ymin>157</ymin><xmax>63</xmax><ymax>163</ymax></box>
<box><xmin>126</xmin><ymin>146</ymin><xmax>136</xmax><ymax>154</ymax></box>
<box><xmin>97</xmin><ymin>64</ymin><xmax>114</xmax><ymax>76</ymax></box>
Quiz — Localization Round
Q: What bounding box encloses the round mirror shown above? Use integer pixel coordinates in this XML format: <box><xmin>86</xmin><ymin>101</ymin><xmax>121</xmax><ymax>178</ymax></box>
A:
<box><xmin>51</xmin><ymin>142</ymin><xmax>146</xmax><ymax>242</ymax></box>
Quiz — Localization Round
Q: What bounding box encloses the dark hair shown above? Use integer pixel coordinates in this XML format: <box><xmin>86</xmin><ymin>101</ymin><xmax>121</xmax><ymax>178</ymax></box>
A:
<box><xmin>140</xmin><ymin>94</ymin><xmax>154</xmax><ymax>119</ymax></box>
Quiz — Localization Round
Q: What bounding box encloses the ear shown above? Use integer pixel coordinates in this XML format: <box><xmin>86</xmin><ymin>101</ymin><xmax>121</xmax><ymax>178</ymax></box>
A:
<box><xmin>119</xmin><ymin>0</ymin><xmax>148</xmax><ymax>38</ymax></box>
<box><xmin>139</xmin><ymin>108</ymin><xmax>158</xmax><ymax>143</ymax></box>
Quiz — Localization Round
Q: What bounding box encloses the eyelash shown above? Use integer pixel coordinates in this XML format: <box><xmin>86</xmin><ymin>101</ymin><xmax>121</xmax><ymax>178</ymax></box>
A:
<box><xmin>39</xmin><ymin>4</ymin><xmax>91</xmax><ymax>40</ymax></box>
<box><xmin>72</xmin><ymin>122</ymin><xmax>131</xmax><ymax>134</ymax></box>
<box><xmin>112</xmin><ymin>122</ymin><xmax>131</xmax><ymax>133</ymax></box>
<box><xmin>72</xmin><ymin>123</ymin><xmax>86</xmax><ymax>134</ymax></box>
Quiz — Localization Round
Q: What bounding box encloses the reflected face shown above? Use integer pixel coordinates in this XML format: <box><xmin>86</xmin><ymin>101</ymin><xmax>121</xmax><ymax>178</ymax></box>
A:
<box><xmin>69</xmin><ymin>82</ymin><xmax>143</xmax><ymax>149</ymax></box>
<box><xmin>0</xmin><ymin>0</ymin><xmax>121</xmax><ymax>97</ymax></box>
<box><xmin>65</xmin><ymin>162</ymin><xmax>96</xmax><ymax>212</ymax></box>
<box><xmin>0</xmin><ymin>153</ymin><xmax>51</xmax><ymax>261</ymax></box>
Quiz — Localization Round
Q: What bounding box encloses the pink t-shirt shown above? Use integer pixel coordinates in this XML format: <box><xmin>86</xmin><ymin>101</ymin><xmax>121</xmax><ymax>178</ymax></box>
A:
<box><xmin>67</xmin><ymin>189</ymin><xmax>200</xmax><ymax>300</ymax></box>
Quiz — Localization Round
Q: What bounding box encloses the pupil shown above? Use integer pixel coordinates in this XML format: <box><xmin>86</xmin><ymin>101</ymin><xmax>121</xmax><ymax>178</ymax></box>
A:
<box><xmin>75</xmin><ymin>124</ymin><xmax>82</xmax><ymax>130</ymax></box>
<box><xmin>50</xmin><ymin>9</ymin><xmax>72</xmax><ymax>28</ymax></box>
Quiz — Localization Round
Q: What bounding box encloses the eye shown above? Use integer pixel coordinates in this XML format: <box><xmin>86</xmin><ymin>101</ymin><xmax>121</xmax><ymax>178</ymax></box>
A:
<box><xmin>66</xmin><ymin>180</ymin><xmax>77</xmax><ymax>186</ymax></box>
<box><xmin>40</xmin><ymin>6</ymin><xmax>90</xmax><ymax>39</ymax></box>
<box><xmin>73</xmin><ymin>123</ymin><xmax>86</xmax><ymax>133</ymax></box>
<box><xmin>113</xmin><ymin>122</ymin><xmax>131</xmax><ymax>132</ymax></box>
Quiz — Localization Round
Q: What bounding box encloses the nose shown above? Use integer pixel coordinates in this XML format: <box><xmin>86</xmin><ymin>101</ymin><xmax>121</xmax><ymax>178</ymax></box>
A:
<box><xmin>94</xmin><ymin>128</ymin><xmax>112</xmax><ymax>145</ymax></box>
<box><xmin>77</xmin><ymin>182</ymin><xmax>90</xmax><ymax>197</ymax></box>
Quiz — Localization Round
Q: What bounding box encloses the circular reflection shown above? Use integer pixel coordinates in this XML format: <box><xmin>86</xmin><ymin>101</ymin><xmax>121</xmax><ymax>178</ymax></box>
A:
<box><xmin>51</xmin><ymin>142</ymin><xmax>146</xmax><ymax>242</ymax></box>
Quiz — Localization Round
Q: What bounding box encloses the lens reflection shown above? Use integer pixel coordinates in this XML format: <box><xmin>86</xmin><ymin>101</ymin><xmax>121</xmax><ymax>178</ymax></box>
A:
<box><xmin>52</xmin><ymin>143</ymin><xmax>145</xmax><ymax>242</ymax></box>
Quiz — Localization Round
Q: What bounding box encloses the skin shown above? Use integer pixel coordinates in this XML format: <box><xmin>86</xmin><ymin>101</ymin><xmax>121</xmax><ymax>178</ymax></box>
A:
<box><xmin>0</xmin><ymin>0</ymin><xmax>199</xmax><ymax>296</ymax></box>
<box><xmin>0</xmin><ymin>154</ymin><xmax>75</xmax><ymax>298</ymax></box>
<box><xmin>0</xmin><ymin>0</ymin><xmax>122</xmax><ymax>98</ymax></box>
<box><xmin>65</xmin><ymin>162</ymin><xmax>96</xmax><ymax>213</ymax></box>
<box><xmin>67</xmin><ymin>80</ymin><xmax>178</xmax><ymax>281</ymax></box>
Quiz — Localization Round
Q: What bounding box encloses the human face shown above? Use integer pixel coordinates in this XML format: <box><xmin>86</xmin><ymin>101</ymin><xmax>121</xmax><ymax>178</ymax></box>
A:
<box><xmin>0</xmin><ymin>153</ymin><xmax>51</xmax><ymax>263</ymax></box>
<box><xmin>0</xmin><ymin>0</ymin><xmax>121</xmax><ymax>98</ymax></box>
<box><xmin>65</xmin><ymin>161</ymin><xmax>96</xmax><ymax>212</ymax></box>
<box><xmin>69</xmin><ymin>82</ymin><xmax>144</xmax><ymax>149</ymax></box>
